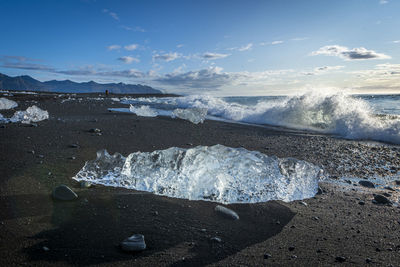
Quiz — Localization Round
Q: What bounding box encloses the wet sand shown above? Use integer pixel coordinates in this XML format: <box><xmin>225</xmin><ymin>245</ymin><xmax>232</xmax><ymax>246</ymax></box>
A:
<box><xmin>1</xmin><ymin>93</ymin><xmax>400</xmax><ymax>266</ymax></box>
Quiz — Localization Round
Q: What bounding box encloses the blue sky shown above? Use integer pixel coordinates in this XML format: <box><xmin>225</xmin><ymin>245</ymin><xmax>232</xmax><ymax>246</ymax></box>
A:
<box><xmin>0</xmin><ymin>0</ymin><xmax>399</xmax><ymax>95</ymax></box>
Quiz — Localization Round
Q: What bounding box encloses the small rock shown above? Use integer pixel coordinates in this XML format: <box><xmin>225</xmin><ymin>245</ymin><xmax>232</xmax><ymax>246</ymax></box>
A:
<box><xmin>394</xmin><ymin>180</ymin><xmax>400</xmax><ymax>185</ymax></box>
<box><xmin>358</xmin><ymin>201</ymin><xmax>365</xmax><ymax>205</ymax></box>
<box><xmin>210</xmin><ymin>237</ymin><xmax>222</xmax><ymax>243</ymax></box>
<box><xmin>0</xmin><ymin>125</ymin><xmax>5</xmax><ymax>128</ymax></box>
<box><xmin>28</xmin><ymin>150</ymin><xmax>35</xmax><ymax>154</ymax></box>
<box><xmin>299</xmin><ymin>201</ymin><xmax>308</xmax><ymax>206</ymax></box>
<box><xmin>312</xmin><ymin>216</ymin><xmax>320</xmax><ymax>221</ymax></box>
<box><xmin>69</xmin><ymin>156</ymin><xmax>76</xmax><ymax>160</ymax></box>
<box><xmin>373</xmin><ymin>194</ymin><xmax>392</xmax><ymax>205</ymax></box>
<box><xmin>120</xmin><ymin>234</ymin><xmax>146</xmax><ymax>252</ymax></box>
<box><xmin>335</xmin><ymin>256</ymin><xmax>346</xmax><ymax>263</ymax></box>
<box><xmin>52</xmin><ymin>185</ymin><xmax>78</xmax><ymax>201</ymax></box>
<box><xmin>288</xmin><ymin>246</ymin><xmax>295</xmax><ymax>251</ymax></box>
<box><xmin>80</xmin><ymin>181</ymin><xmax>91</xmax><ymax>188</ymax></box>
<box><xmin>264</xmin><ymin>253</ymin><xmax>272</xmax><ymax>259</ymax></box>
<box><xmin>69</xmin><ymin>144</ymin><xmax>80</xmax><ymax>148</ymax></box>
<box><xmin>215</xmin><ymin>205</ymin><xmax>239</xmax><ymax>220</ymax></box>
<box><xmin>384</xmin><ymin>186</ymin><xmax>395</xmax><ymax>191</ymax></box>
<box><xmin>383</xmin><ymin>192</ymin><xmax>391</xmax><ymax>197</ymax></box>
<box><xmin>359</xmin><ymin>180</ymin><xmax>375</xmax><ymax>188</ymax></box>
<box><xmin>317</xmin><ymin>186</ymin><xmax>323</xmax><ymax>194</ymax></box>
<box><xmin>291</xmin><ymin>255</ymin><xmax>297</xmax><ymax>259</ymax></box>
<box><xmin>366</xmin><ymin>258</ymin><xmax>372</xmax><ymax>263</ymax></box>
<box><xmin>42</xmin><ymin>246</ymin><xmax>50</xmax><ymax>252</ymax></box>
<box><xmin>153</xmin><ymin>211</ymin><xmax>159</xmax><ymax>216</ymax></box>
<box><xmin>89</xmin><ymin>128</ymin><xmax>101</xmax><ymax>133</ymax></box>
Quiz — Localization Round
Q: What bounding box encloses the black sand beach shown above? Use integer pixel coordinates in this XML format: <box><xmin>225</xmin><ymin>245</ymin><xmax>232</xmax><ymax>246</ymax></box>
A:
<box><xmin>1</xmin><ymin>93</ymin><xmax>400</xmax><ymax>266</ymax></box>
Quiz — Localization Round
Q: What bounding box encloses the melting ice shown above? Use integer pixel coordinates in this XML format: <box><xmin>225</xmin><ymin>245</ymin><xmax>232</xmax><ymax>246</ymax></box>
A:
<box><xmin>73</xmin><ymin>144</ymin><xmax>323</xmax><ymax>204</ymax></box>
<box><xmin>0</xmin><ymin>105</ymin><xmax>49</xmax><ymax>124</ymax></box>
<box><xmin>0</xmin><ymin>98</ymin><xmax>18</xmax><ymax>110</ymax></box>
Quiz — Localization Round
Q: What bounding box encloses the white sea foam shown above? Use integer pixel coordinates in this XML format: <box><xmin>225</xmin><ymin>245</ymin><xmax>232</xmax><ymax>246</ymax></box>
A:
<box><xmin>122</xmin><ymin>92</ymin><xmax>400</xmax><ymax>144</ymax></box>
<box><xmin>0</xmin><ymin>98</ymin><xmax>18</xmax><ymax>110</ymax></box>
<box><xmin>73</xmin><ymin>145</ymin><xmax>323</xmax><ymax>204</ymax></box>
<box><xmin>0</xmin><ymin>105</ymin><xmax>49</xmax><ymax>124</ymax></box>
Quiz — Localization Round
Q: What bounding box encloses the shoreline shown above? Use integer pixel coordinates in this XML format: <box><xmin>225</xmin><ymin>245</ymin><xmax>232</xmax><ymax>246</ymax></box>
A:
<box><xmin>1</xmin><ymin>93</ymin><xmax>400</xmax><ymax>266</ymax></box>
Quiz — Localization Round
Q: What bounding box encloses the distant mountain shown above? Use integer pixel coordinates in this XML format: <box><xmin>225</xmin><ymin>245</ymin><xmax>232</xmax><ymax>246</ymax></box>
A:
<box><xmin>0</xmin><ymin>73</ymin><xmax>163</xmax><ymax>94</ymax></box>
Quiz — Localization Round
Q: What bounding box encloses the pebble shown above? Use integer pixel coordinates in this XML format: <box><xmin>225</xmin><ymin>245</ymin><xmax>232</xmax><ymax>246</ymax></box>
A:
<box><xmin>373</xmin><ymin>194</ymin><xmax>392</xmax><ymax>205</ymax></box>
<box><xmin>358</xmin><ymin>200</ymin><xmax>365</xmax><ymax>205</ymax></box>
<box><xmin>80</xmin><ymin>181</ymin><xmax>91</xmax><ymax>188</ymax></box>
<box><xmin>366</xmin><ymin>258</ymin><xmax>372</xmax><ymax>263</ymax></box>
<box><xmin>288</xmin><ymin>246</ymin><xmax>295</xmax><ymax>251</ymax></box>
<box><xmin>42</xmin><ymin>246</ymin><xmax>50</xmax><ymax>252</ymax></box>
<box><xmin>89</xmin><ymin>128</ymin><xmax>101</xmax><ymax>133</ymax></box>
<box><xmin>120</xmin><ymin>234</ymin><xmax>146</xmax><ymax>252</ymax></box>
<box><xmin>335</xmin><ymin>256</ymin><xmax>346</xmax><ymax>263</ymax></box>
<box><xmin>69</xmin><ymin>156</ymin><xmax>76</xmax><ymax>160</ymax></box>
<box><xmin>214</xmin><ymin>205</ymin><xmax>239</xmax><ymax>220</ymax></box>
<box><xmin>384</xmin><ymin>186</ymin><xmax>395</xmax><ymax>191</ymax></box>
<box><xmin>52</xmin><ymin>185</ymin><xmax>78</xmax><ymax>201</ymax></box>
<box><xmin>210</xmin><ymin>237</ymin><xmax>222</xmax><ymax>243</ymax></box>
<box><xmin>299</xmin><ymin>201</ymin><xmax>308</xmax><ymax>206</ymax></box>
<box><xmin>263</xmin><ymin>253</ymin><xmax>272</xmax><ymax>259</ymax></box>
<box><xmin>359</xmin><ymin>180</ymin><xmax>375</xmax><ymax>188</ymax></box>
<box><xmin>69</xmin><ymin>144</ymin><xmax>80</xmax><ymax>148</ymax></box>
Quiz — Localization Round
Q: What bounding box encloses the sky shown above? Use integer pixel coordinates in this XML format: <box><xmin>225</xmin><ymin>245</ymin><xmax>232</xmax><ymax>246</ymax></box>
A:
<box><xmin>0</xmin><ymin>0</ymin><xmax>399</xmax><ymax>96</ymax></box>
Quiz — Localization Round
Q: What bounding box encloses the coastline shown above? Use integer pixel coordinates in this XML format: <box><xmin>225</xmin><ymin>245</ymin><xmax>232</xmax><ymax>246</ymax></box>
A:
<box><xmin>1</xmin><ymin>93</ymin><xmax>400</xmax><ymax>266</ymax></box>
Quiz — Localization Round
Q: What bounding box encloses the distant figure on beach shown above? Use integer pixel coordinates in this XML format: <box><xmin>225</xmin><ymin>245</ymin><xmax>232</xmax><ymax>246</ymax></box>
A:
<box><xmin>105</xmin><ymin>89</ymin><xmax>109</xmax><ymax>96</ymax></box>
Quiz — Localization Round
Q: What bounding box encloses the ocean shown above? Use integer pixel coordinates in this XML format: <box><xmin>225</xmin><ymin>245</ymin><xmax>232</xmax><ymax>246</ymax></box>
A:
<box><xmin>119</xmin><ymin>92</ymin><xmax>400</xmax><ymax>145</ymax></box>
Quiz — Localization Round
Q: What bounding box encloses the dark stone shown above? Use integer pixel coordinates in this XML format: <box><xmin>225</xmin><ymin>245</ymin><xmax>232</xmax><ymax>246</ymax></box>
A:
<box><xmin>317</xmin><ymin>186</ymin><xmax>323</xmax><ymax>194</ymax></box>
<box><xmin>383</xmin><ymin>192</ymin><xmax>392</xmax><ymax>197</ymax></box>
<box><xmin>89</xmin><ymin>128</ymin><xmax>101</xmax><ymax>133</ymax></box>
<box><xmin>215</xmin><ymin>205</ymin><xmax>239</xmax><ymax>220</ymax></box>
<box><xmin>335</xmin><ymin>256</ymin><xmax>346</xmax><ymax>262</ymax></box>
<box><xmin>384</xmin><ymin>186</ymin><xmax>395</xmax><ymax>191</ymax></box>
<box><xmin>263</xmin><ymin>253</ymin><xmax>272</xmax><ymax>259</ymax></box>
<box><xmin>358</xmin><ymin>180</ymin><xmax>375</xmax><ymax>188</ymax></box>
<box><xmin>52</xmin><ymin>185</ymin><xmax>78</xmax><ymax>201</ymax></box>
<box><xmin>366</xmin><ymin>258</ymin><xmax>372</xmax><ymax>263</ymax></box>
<box><xmin>395</xmin><ymin>180</ymin><xmax>400</xmax><ymax>185</ymax></box>
<box><xmin>288</xmin><ymin>246</ymin><xmax>295</xmax><ymax>251</ymax></box>
<box><xmin>373</xmin><ymin>194</ymin><xmax>392</xmax><ymax>205</ymax></box>
<box><xmin>120</xmin><ymin>234</ymin><xmax>146</xmax><ymax>252</ymax></box>
<box><xmin>69</xmin><ymin>144</ymin><xmax>80</xmax><ymax>148</ymax></box>
<box><xmin>358</xmin><ymin>201</ymin><xmax>365</xmax><ymax>205</ymax></box>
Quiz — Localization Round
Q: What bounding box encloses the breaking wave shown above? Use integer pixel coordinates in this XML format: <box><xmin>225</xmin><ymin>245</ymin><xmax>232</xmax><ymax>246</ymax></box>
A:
<box><xmin>123</xmin><ymin>92</ymin><xmax>400</xmax><ymax>144</ymax></box>
<box><xmin>73</xmin><ymin>145</ymin><xmax>323</xmax><ymax>204</ymax></box>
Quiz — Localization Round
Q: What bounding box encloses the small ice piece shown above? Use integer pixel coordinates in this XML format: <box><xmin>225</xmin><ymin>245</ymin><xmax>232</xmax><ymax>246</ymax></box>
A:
<box><xmin>11</xmin><ymin>105</ymin><xmax>49</xmax><ymax>124</ymax></box>
<box><xmin>73</xmin><ymin>145</ymin><xmax>323</xmax><ymax>204</ymax></box>
<box><xmin>0</xmin><ymin>98</ymin><xmax>18</xmax><ymax>110</ymax></box>
<box><xmin>172</xmin><ymin>108</ymin><xmax>207</xmax><ymax>124</ymax></box>
<box><xmin>129</xmin><ymin>105</ymin><xmax>158</xmax><ymax>117</ymax></box>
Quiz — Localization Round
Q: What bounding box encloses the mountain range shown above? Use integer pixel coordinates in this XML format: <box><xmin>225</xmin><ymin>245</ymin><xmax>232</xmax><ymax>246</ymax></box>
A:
<box><xmin>0</xmin><ymin>73</ymin><xmax>162</xmax><ymax>94</ymax></box>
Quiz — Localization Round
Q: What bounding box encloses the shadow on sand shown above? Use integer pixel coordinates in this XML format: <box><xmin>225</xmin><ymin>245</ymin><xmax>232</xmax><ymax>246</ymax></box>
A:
<box><xmin>19</xmin><ymin>188</ymin><xmax>295</xmax><ymax>266</ymax></box>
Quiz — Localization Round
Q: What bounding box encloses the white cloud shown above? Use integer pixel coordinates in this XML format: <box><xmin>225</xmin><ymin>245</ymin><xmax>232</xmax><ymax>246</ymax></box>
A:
<box><xmin>303</xmin><ymin>66</ymin><xmax>345</xmax><ymax>75</ymax></box>
<box><xmin>102</xmin><ymin>9</ymin><xmax>119</xmax><ymax>21</ymax></box>
<box><xmin>107</xmin><ymin>45</ymin><xmax>121</xmax><ymax>51</ymax></box>
<box><xmin>117</xmin><ymin>56</ymin><xmax>140</xmax><ymax>64</ymax></box>
<box><xmin>311</xmin><ymin>45</ymin><xmax>391</xmax><ymax>60</ymax></box>
<box><xmin>393</xmin><ymin>40</ymin><xmax>400</xmax><ymax>43</ymax></box>
<box><xmin>177</xmin><ymin>44</ymin><xmax>184</xmax><ymax>48</ymax></box>
<box><xmin>152</xmin><ymin>52</ymin><xmax>181</xmax><ymax>62</ymax></box>
<box><xmin>124</xmin><ymin>44</ymin><xmax>138</xmax><ymax>51</ymax></box>
<box><xmin>380</xmin><ymin>0</ymin><xmax>388</xmax><ymax>4</ymax></box>
<box><xmin>291</xmin><ymin>37</ymin><xmax>308</xmax><ymax>41</ymax></box>
<box><xmin>202</xmin><ymin>52</ymin><xmax>230</xmax><ymax>60</ymax></box>
<box><xmin>238</xmin><ymin>43</ymin><xmax>253</xmax><ymax>51</ymax></box>
<box><xmin>271</xmin><ymin>41</ymin><xmax>284</xmax><ymax>45</ymax></box>
<box><xmin>120</xmin><ymin>25</ymin><xmax>145</xmax><ymax>32</ymax></box>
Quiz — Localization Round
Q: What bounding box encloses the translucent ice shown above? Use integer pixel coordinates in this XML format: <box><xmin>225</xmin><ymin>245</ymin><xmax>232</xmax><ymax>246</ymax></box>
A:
<box><xmin>172</xmin><ymin>108</ymin><xmax>207</xmax><ymax>124</ymax></box>
<box><xmin>129</xmin><ymin>104</ymin><xmax>158</xmax><ymax>117</ymax></box>
<box><xmin>0</xmin><ymin>105</ymin><xmax>49</xmax><ymax>124</ymax></box>
<box><xmin>73</xmin><ymin>145</ymin><xmax>323</xmax><ymax>203</ymax></box>
<box><xmin>0</xmin><ymin>98</ymin><xmax>18</xmax><ymax>110</ymax></box>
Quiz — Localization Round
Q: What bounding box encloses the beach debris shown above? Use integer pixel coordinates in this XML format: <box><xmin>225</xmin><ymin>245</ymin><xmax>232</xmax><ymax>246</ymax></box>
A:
<box><xmin>214</xmin><ymin>205</ymin><xmax>239</xmax><ymax>220</ymax></box>
<box><xmin>373</xmin><ymin>194</ymin><xmax>391</xmax><ymax>205</ymax></box>
<box><xmin>80</xmin><ymin>181</ymin><xmax>91</xmax><ymax>188</ymax></box>
<box><xmin>89</xmin><ymin>128</ymin><xmax>101</xmax><ymax>133</ymax></box>
<box><xmin>335</xmin><ymin>256</ymin><xmax>346</xmax><ymax>263</ymax></box>
<box><xmin>358</xmin><ymin>180</ymin><xmax>375</xmax><ymax>188</ymax></box>
<box><xmin>52</xmin><ymin>185</ymin><xmax>78</xmax><ymax>201</ymax></box>
<box><xmin>0</xmin><ymin>97</ymin><xmax>18</xmax><ymax>110</ymax></box>
<box><xmin>120</xmin><ymin>234</ymin><xmax>146</xmax><ymax>252</ymax></box>
<box><xmin>172</xmin><ymin>108</ymin><xmax>207</xmax><ymax>124</ymax></box>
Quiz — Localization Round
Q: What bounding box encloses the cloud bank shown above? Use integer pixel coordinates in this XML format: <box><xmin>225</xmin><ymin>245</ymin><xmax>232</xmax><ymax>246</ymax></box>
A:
<box><xmin>311</xmin><ymin>45</ymin><xmax>391</xmax><ymax>60</ymax></box>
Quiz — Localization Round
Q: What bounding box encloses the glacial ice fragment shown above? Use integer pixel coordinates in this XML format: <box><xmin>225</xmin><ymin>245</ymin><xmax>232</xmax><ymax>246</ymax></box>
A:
<box><xmin>172</xmin><ymin>108</ymin><xmax>207</xmax><ymax>124</ymax></box>
<box><xmin>0</xmin><ymin>98</ymin><xmax>18</xmax><ymax>110</ymax></box>
<box><xmin>11</xmin><ymin>105</ymin><xmax>49</xmax><ymax>123</ymax></box>
<box><xmin>73</xmin><ymin>145</ymin><xmax>323</xmax><ymax>204</ymax></box>
<box><xmin>129</xmin><ymin>104</ymin><xmax>158</xmax><ymax>117</ymax></box>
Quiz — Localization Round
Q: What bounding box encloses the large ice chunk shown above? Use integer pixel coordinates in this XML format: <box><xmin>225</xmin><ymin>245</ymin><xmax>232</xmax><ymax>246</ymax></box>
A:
<box><xmin>172</xmin><ymin>108</ymin><xmax>207</xmax><ymax>124</ymax></box>
<box><xmin>0</xmin><ymin>98</ymin><xmax>18</xmax><ymax>110</ymax></box>
<box><xmin>0</xmin><ymin>105</ymin><xmax>49</xmax><ymax>124</ymax></box>
<box><xmin>129</xmin><ymin>104</ymin><xmax>158</xmax><ymax>117</ymax></box>
<box><xmin>73</xmin><ymin>145</ymin><xmax>323</xmax><ymax>203</ymax></box>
